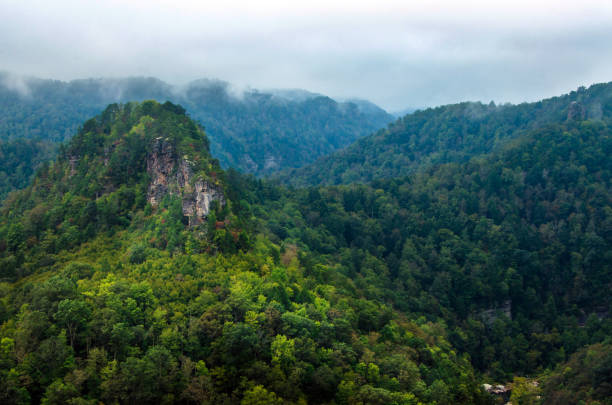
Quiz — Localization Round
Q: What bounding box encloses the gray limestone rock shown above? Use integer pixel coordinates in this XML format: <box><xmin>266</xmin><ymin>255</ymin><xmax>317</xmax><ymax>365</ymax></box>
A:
<box><xmin>146</xmin><ymin>137</ymin><xmax>224</xmax><ymax>225</ymax></box>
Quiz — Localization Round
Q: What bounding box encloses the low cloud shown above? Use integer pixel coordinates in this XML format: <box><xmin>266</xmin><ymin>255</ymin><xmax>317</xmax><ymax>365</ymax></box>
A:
<box><xmin>1</xmin><ymin>1</ymin><xmax>612</xmax><ymax>110</ymax></box>
<box><xmin>0</xmin><ymin>72</ymin><xmax>32</xmax><ymax>97</ymax></box>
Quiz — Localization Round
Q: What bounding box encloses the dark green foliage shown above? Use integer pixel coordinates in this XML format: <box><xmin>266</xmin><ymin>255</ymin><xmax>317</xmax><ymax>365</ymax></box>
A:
<box><xmin>250</xmin><ymin>121</ymin><xmax>612</xmax><ymax>379</ymax></box>
<box><xmin>0</xmin><ymin>100</ymin><xmax>219</xmax><ymax>280</ymax></box>
<box><xmin>0</xmin><ymin>103</ymin><xmax>488</xmax><ymax>404</ymax></box>
<box><xmin>183</xmin><ymin>83</ymin><xmax>393</xmax><ymax>175</ymax></box>
<box><xmin>280</xmin><ymin>82</ymin><xmax>612</xmax><ymax>186</ymax></box>
<box><xmin>0</xmin><ymin>76</ymin><xmax>176</xmax><ymax>143</ymax></box>
<box><xmin>2</xmin><ymin>86</ymin><xmax>612</xmax><ymax>403</ymax></box>
<box><xmin>0</xmin><ymin>139</ymin><xmax>55</xmax><ymax>201</ymax></box>
<box><xmin>542</xmin><ymin>342</ymin><xmax>612</xmax><ymax>404</ymax></box>
<box><xmin>0</xmin><ymin>74</ymin><xmax>392</xmax><ymax>176</ymax></box>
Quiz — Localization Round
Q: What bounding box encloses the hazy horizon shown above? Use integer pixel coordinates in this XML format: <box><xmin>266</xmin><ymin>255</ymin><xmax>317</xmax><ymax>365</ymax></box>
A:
<box><xmin>1</xmin><ymin>69</ymin><xmax>606</xmax><ymax>116</ymax></box>
<box><xmin>2</xmin><ymin>0</ymin><xmax>612</xmax><ymax>110</ymax></box>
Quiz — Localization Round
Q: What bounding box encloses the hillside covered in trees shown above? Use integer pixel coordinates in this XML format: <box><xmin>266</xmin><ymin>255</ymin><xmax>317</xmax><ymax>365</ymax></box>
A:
<box><xmin>1</xmin><ymin>92</ymin><xmax>611</xmax><ymax>404</ymax></box>
<box><xmin>0</xmin><ymin>73</ymin><xmax>392</xmax><ymax>177</ymax></box>
<box><xmin>0</xmin><ymin>102</ymin><xmax>489</xmax><ymax>404</ymax></box>
<box><xmin>257</xmin><ymin>120</ymin><xmax>612</xmax><ymax>384</ymax></box>
<box><xmin>279</xmin><ymin>82</ymin><xmax>612</xmax><ymax>186</ymax></box>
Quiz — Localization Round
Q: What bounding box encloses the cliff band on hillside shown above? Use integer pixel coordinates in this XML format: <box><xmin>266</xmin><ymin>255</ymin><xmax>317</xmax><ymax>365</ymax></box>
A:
<box><xmin>147</xmin><ymin>137</ymin><xmax>224</xmax><ymax>225</ymax></box>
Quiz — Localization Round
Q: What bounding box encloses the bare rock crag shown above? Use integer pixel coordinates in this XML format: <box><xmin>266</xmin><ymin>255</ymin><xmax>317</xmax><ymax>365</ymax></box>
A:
<box><xmin>147</xmin><ymin>137</ymin><xmax>224</xmax><ymax>225</ymax></box>
<box><xmin>567</xmin><ymin>101</ymin><xmax>586</xmax><ymax>121</ymax></box>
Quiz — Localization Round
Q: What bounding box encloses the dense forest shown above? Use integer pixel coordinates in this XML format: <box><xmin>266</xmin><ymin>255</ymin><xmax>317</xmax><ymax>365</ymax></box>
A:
<box><xmin>279</xmin><ymin>82</ymin><xmax>612</xmax><ymax>186</ymax></box>
<box><xmin>0</xmin><ymin>139</ymin><xmax>55</xmax><ymax>201</ymax></box>
<box><xmin>0</xmin><ymin>102</ymin><xmax>490</xmax><ymax>404</ymax></box>
<box><xmin>0</xmin><ymin>73</ymin><xmax>392</xmax><ymax>176</ymax></box>
<box><xmin>1</xmin><ymin>93</ymin><xmax>611</xmax><ymax>404</ymax></box>
<box><xmin>255</xmin><ymin>121</ymin><xmax>612</xmax><ymax>382</ymax></box>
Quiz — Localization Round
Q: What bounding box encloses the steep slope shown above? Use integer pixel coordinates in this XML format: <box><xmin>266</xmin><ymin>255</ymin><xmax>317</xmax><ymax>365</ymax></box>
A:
<box><xmin>0</xmin><ymin>73</ymin><xmax>393</xmax><ymax>177</ymax></box>
<box><xmin>1</xmin><ymin>100</ymin><xmax>230</xmax><ymax>280</ymax></box>
<box><xmin>0</xmin><ymin>102</ymin><xmax>487</xmax><ymax>404</ymax></box>
<box><xmin>250</xmin><ymin>120</ymin><xmax>612</xmax><ymax>380</ymax></box>
<box><xmin>279</xmin><ymin>82</ymin><xmax>612</xmax><ymax>186</ymax></box>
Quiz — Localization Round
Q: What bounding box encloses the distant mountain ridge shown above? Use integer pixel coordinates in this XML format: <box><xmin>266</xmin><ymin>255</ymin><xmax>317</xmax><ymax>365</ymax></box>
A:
<box><xmin>0</xmin><ymin>138</ymin><xmax>55</xmax><ymax>200</ymax></box>
<box><xmin>278</xmin><ymin>82</ymin><xmax>612</xmax><ymax>186</ymax></box>
<box><xmin>0</xmin><ymin>72</ymin><xmax>393</xmax><ymax>176</ymax></box>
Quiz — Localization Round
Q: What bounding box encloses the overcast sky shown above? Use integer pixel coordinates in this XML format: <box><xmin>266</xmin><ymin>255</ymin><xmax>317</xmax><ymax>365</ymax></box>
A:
<box><xmin>2</xmin><ymin>0</ymin><xmax>612</xmax><ymax>111</ymax></box>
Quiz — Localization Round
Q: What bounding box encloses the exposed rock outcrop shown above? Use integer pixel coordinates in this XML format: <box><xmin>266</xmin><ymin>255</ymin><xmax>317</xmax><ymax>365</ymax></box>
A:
<box><xmin>483</xmin><ymin>383</ymin><xmax>511</xmax><ymax>402</ymax></box>
<box><xmin>147</xmin><ymin>138</ymin><xmax>175</xmax><ymax>207</ymax></box>
<box><xmin>567</xmin><ymin>101</ymin><xmax>586</xmax><ymax>121</ymax></box>
<box><xmin>147</xmin><ymin>137</ymin><xmax>224</xmax><ymax>225</ymax></box>
<box><xmin>69</xmin><ymin>156</ymin><xmax>79</xmax><ymax>177</ymax></box>
<box><xmin>181</xmin><ymin>179</ymin><xmax>225</xmax><ymax>221</ymax></box>
<box><xmin>264</xmin><ymin>155</ymin><xmax>280</xmax><ymax>170</ymax></box>
<box><xmin>478</xmin><ymin>300</ymin><xmax>512</xmax><ymax>325</ymax></box>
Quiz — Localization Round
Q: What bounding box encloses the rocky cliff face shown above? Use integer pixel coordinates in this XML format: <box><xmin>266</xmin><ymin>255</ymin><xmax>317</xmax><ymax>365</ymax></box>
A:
<box><xmin>567</xmin><ymin>101</ymin><xmax>586</xmax><ymax>121</ymax></box>
<box><xmin>147</xmin><ymin>137</ymin><xmax>224</xmax><ymax>225</ymax></box>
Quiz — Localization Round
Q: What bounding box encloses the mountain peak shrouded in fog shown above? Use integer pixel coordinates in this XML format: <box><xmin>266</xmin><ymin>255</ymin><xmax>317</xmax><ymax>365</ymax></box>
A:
<box><xmin>0</xmin><ymin>73</ymin><xmax>394</xmax><ymax>175</ymax></box>
<box><xmin>2</xmin><ymin>1</ymin><xmax>612</xmax><ymax>111</ymax></box>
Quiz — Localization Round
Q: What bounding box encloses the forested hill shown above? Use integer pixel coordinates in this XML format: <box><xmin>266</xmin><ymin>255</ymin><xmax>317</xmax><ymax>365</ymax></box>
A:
<box><xmin>252</xmin><ymin>119</ymin><xmax>612</xmax><ymax>402</ymax></box>
<box><xmin>1</xmin><ymin>100</ymin><xmax>610</xmax><ymax>403</ymax></box>
<box><xmin>0</xmin><ymin>73</ymin><xmax>393</xmax><ymax>176</ymax></box>
<box><xmin>278</xmin><ymin>82</ymin><xmax>612</xmax><ymax>186</ymax></box>
<box><xmin>0</xmin><ymin>101</ymin><xmax>490</xmax><ymax>404</ymax></box>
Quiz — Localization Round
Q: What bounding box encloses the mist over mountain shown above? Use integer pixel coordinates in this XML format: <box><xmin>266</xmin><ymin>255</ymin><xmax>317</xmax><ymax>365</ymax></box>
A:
<box><xmin>0</xmin><ymin>72</ymin><xmax>393</xmax><ymax>176</ymax></box>
<box><xmin>2</xmin><ymin>1</ymin><xmax>612</xmax><ymax>403</ymax></box>
<box><xmin>391</xmin><ymin>107</ymin><xmax>418</xmax><ymax>118</ymax></box>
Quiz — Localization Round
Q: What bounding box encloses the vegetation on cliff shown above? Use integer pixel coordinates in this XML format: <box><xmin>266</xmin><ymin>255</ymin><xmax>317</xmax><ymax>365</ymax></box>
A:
<box><xmin>1</xmin><ymin>87</ymin><xmax>611</xmax><ymax>403</ymax></box>
<box><xmin>0</xmin><ymin>102</ymin><xmax>488</xmax><ymax>404</ymax></box>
